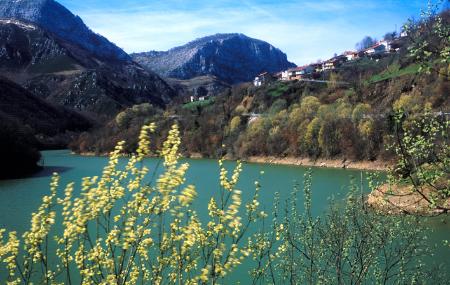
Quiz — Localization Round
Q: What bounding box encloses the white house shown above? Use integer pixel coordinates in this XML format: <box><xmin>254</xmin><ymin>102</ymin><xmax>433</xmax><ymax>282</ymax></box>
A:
<box><xmin>378</xmin><ymin>40</ymin><xmax>391</xmax><ymax>52</ymax></box>
<box><xmin>254</xmin><ymin>72</ymin><xmax>275</xmax><ymax>86</ymax></box>
<box><xmin>322</xmin><ymin>55</ymin><xmax>347</xmax><ymax>70</ymax></box>
<box><xmin>343</xmin><ymin>51</ymin><xmax>358</xmax><ymax>61</ymax></box>
<box><xmin>281</xmin><ymin>70</ymin><xmax>294</xmax><ymax>81</ymax></box>
<box><xmin>364</xmin><ymin>43</ymin><xmax>387</xmax><ymax>55</ymax></box>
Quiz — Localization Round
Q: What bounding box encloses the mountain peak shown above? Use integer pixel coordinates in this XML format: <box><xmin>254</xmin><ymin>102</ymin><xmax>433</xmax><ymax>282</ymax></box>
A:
<box><xmin>178</xmin><ymin>33</ymin><xmax>261</xmax><ymax>50</ymax></box>
<box><xmin>0</xmin><ymin>0</ymin><xmax>130</xmax><ymax>62</ymax></box>
<box><xmin>132</xmin><ymin>33</ymin><xmax>296</xmax><ymax>84</ymax></box>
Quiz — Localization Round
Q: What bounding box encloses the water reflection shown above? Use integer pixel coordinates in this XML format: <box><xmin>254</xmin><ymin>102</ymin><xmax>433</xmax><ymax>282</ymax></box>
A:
<box><xmin>32</xmin><ymin>166</ymin><xmax>73</xmax><ymax>178</ymax></box>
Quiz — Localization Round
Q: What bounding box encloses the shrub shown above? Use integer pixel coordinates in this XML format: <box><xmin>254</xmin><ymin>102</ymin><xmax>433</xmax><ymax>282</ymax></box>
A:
<box><xmin>250</xmin><ymin>172</ymin><xmax>440</xmax><ymax>284</ymax></box>
<box><xmin>229</xmin><ymin>116</ymin><xmax>242</xmax><ymax>133</ymax></box>
<box><xmin>0</xmin><ymin>124</ymin><xmax>264</xmax><ymax>284</ymax></box>
<box><xmin>0</xmin><ymin>125</ymin><xmax>441</xmax><ymax>284</ymax></box>
<box><xmin>352</xmin><ymin>103</ymin><xmax>372</xmax><ymax>123</ymax></box>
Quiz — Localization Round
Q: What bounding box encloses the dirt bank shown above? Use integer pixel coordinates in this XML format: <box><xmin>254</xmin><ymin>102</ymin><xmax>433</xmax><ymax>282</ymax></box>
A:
<box><xmin>76</xmin><ymin>151</ymin><xmax>390</xmax><ymax>172</ymax></box>
<box><xmin>367</xmin><ymin>184</ymin><xmax>449</xmax><ymax>215</ymax></box>
<box><xmin>243</xmin><ymin>156</ymin><xmax>390</xmax><ymax>171</ymax></box>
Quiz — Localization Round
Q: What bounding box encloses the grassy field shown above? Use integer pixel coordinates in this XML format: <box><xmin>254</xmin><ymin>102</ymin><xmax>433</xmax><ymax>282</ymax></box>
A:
<box><xmin>27</xmin><ymin>55</ymin><xmax>79</xmax><ymax>74</ymax></box>
<box><xmin>367</xmin><ymin>63</ymin><xmax>420</xmax><ymax>84</ymax></box>
<box><xmin>268</xmin><ymin>82</ymin><xmax>290</xmax><ymax>97</ymax></box>
<box><xmin>182</xmin><ymin>97</ymin><xmax>215</xmax><ymax>110</ymax></box>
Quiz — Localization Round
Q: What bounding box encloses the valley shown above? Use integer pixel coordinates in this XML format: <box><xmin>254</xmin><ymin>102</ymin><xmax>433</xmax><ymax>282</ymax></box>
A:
<box><xmin>0</xmin><ymin>1</ymin><xmax>448</xmax><ymax>284</ymax></box>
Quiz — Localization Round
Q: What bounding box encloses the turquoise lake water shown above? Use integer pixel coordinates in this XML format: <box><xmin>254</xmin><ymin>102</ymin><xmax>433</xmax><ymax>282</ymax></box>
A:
<box><xmin>0</xmin><ymin>150</ymin><xmax>448</xmax><ymax>283</ymax></box>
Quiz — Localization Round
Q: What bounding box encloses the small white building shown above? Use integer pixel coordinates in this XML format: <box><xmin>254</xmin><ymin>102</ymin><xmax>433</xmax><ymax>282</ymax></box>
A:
<box><xmin>378</xmin><ymin>40</ymin><xmax>391</xmax><ymax>52</ymax></box>
<box><xmin>343</xmin><ymin>51</ymin><xmax>358</xmax><ymax>61</ymax></box>
<box><xmin>364</xmin><ymin>43</ymin><xmax>387</xmax><ymax>55</ymax></box>
<box><xmin>281</xmin><ymin>70</ymin><xmax>293</xmax><ymax>81</ymax></box>
<box><xmin>322</xmin><ymin>55</ymin><xmax>347</xmax><ymax>70</ymax></box>
<box><xmin>254</xmin><ymin>72</ymin><xmax>275</xmax><ymax>86</ymax></box>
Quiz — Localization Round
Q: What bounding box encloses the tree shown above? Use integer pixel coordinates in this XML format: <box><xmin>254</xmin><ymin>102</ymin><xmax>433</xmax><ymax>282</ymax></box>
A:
<box><xmin>303</xmin><ymin>118</ymin><xmax>322</xmax><ymax>157</ymax></box>
<box><xmin>0</xmin><ymin>125</ymin><xmax>441</xmax><ymax>284</ymax></box>
<box><xmin>383</xmin><ymin>31</ymin><xmax>397</xmax><ymax>41</ymax></box>
<box><xmin>404</xmin><ymin>1</ymin><xmax>450</xmax><ymax>77</ymax></box>
<box><xmin>196</xmin><ymin>86</ymin><xmax>208</xmax><ymax>98</ymax></box>
<box><xmin>299</xmin><ymin>96</ymin><xmax>321</xmax><ymax>120</ymax></box>
<box><xmin>115</xmin><ymin>110</ymin><xmax>132</xmax><ymax>128</ymax></box>
<box><xmin>269</xmin><ymin>99</ymin><xmax>287</xmax><ymax>114</ymax></box>
<box><xmin>0</xmin><ymin>114</ymin><xmax>41</xmax><ymax>179</ymax></box>
<box><xmin>229</xmin><ymin>116</ymin><xmax>242</xmax><ymax>133</ymax></box>
<box><xmin>0</xmin><ymin>124</ymin><xmax>265</xmax><ymax>284</ymax></box>
<box><xmin>318</xmin><ymin>118</ymin><xmax>342</xmax><ymax>157</ymax></box>
<box><xmin>352</xmin><ymin>103</ymin><xmax>372</xmax><ymax>123</ymax></box>
<box><xmin>389</xmin><ymin>111</ymin><xmax>450</xmax><ymax>214</ymax></box>
<box><xmin>248</xmin><ymin>173</ymin><xmax>441</xmax><ymax>284</ymax></box>
<box><xmin>355</xmin><ymin>36</ymin><xmax>377</xmax><ymax>51</ymax></box>
<box><xmin>327</xmin><ymin>73</ymin><xmax>344</xmax><ymax>90</ymax></box>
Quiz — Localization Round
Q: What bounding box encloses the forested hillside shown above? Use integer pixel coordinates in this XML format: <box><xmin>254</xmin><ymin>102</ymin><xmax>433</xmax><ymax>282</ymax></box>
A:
<box><xmin>0</xmin><ymin>77</ymin><xmax>92</xmax><ymax>178</ymax></box>
<box><xmin>71</xmin><ymin>15</ymin><xmax>449</xmax><ymax>162</ymax></box>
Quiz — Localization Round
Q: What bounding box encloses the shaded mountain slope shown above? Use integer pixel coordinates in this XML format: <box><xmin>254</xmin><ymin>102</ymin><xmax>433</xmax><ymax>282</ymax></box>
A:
<box><xmin>0</xmin><ymin>113</ymin><xmax>41</xmax><ymax>179</ymax></box>
<box><xmin>0</xmin><ymin>19</ymin><xmax>175</xmax><ymax>115</ymax></box>
<box><xmin>0</xmin><ymin>76</ymin><xmax>91</xmax><ymax>138</ymax></box>
<box><xmin>0</xmin><ymin>76</ymin><xmax>92</xmax><ymax>178</ymax></box>
<box><xmin>0</xmin><ymin>0</ymin><xmax>129</xmax><ymax>62</ymax></box>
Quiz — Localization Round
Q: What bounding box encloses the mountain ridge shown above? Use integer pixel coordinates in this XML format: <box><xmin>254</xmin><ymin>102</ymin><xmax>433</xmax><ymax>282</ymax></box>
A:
<box><xmin>0</xmin><ymin>18</ymin><xmax>175</xmax><ymax>115</ymax></box>
<box><xmin>132</xmin><ymin>33</ymin><xmax>296</xmax><ymax>84</ymax></box>
<box><xmin>0</xmin><ymin>0</ymin><xmax>130</xmax><ymax>62</ymax></box>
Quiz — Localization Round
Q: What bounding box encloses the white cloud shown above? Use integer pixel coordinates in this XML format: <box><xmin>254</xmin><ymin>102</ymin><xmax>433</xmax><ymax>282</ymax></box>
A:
<box><xmin>64</xmin><ymin>0</ymin><xmax>424</xmax><ymax>65</ymax></box>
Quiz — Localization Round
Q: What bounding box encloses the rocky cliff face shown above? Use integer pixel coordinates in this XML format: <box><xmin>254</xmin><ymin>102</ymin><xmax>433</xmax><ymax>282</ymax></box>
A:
<box><xmin>0</xmin><ymin>0</ymin><xmax>130</xmax><ymax>62</ymax></box>
<box><xmin>166</xmin><ymin>76</ymin><xmax>231</xmax><ymax>100</ymax></box>
<box><xmin>0</xmin><ymin>19</ymin><xmax>175</xmax><ymax>115</ymax></box>
<box><xmin>132</xmin><ymin>33</ymin><xmax>296</xmax><ymax>84</ymax></box>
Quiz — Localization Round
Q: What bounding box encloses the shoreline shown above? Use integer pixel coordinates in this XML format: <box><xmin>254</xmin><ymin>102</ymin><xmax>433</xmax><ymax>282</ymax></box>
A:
<box><xmin>367</xmin><ymin>184</ymin><xmax>450</xmax><ymax>215</ymax></box>
<box><xmin>75</xmin><ymin>151</ymin><xmax>390</xmax><ymax>171</ymax></box>
<box><xmin>242</xmin><ymin>156</ymin><xmax>390</xmax><ymax>171</ymax></box>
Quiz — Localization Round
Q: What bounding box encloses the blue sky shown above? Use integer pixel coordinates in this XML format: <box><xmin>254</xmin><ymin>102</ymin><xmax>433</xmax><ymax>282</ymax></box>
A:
<box><xmin>59</xmin><ymin>0</ymin><xmax>429</xmax><ymax>65</ymax></box>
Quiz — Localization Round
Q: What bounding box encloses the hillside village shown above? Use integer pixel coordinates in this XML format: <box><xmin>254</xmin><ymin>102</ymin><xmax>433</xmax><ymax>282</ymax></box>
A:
<box><xmin>254</xmin><ymin>31</ymin><xmax>408</xmax><ymax>86</ymax></box>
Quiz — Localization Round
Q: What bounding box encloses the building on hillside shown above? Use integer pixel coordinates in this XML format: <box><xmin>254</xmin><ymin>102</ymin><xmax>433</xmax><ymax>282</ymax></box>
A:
<box><xmin>291</xmin><ymin>65</ymin><xmax>315</xmax><ymax>80</ymax></box>
<box><xmin>254</xmin><ymin>72</ymin><xmax>275</xmax><ymax>86</ymax></box>
<box><xmin>322</xmin><ymin>55</ymin><xmax>347</xmax><ymax>70</ymax></box>
<box><xmin>378</xmin><ymin>40</ymin><xmax>392</xmax><ymax>52</ymax></box>
<box><xmin>281</xmin><ymin>69</ymin><xmax>295</xmax><ymax>81</ymax></box>
<box><xmin>310</xmin><ymin>62</ymin><xmax>323</xmax><ymax>73</ymax></box>
<box><xmin>343</xmin><ymin>51</ymin><xmax>358</xmax><ymax>61</ymax></box>
<box><xmin>364</xmin><ymin>41</ymin><xmax>391</xmax><ymax>56</ymax></box>
<box><xmin>279</xmin><ymin>65</ymin><xmax>316</xmax><ymax>81</ymax></box>
<box><xmin>274</xmin><ymin>72</ymin><xmax>283</xmax><ymax>81</ymax></box>
<box><xmin>389</xmin><ymin>37</ymin><xmax>406</xmax><ymax>52</ymax></box>
<box><xmin>189</xmin><ymin>94</ymin><xmax>210</xmax><ymax>102</ymax></box>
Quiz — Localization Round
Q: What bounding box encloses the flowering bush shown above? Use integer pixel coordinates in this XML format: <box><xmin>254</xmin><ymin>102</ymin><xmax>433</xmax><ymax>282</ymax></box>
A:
<box><xmin>0</xmin><ymin>124</ymin><xmax>264</xmax><ymax>284</ymax></box>
<box><xmin>0</xmin><ymin>123</ymin><xmax>441</xmax><ymax>284</ymax></box>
